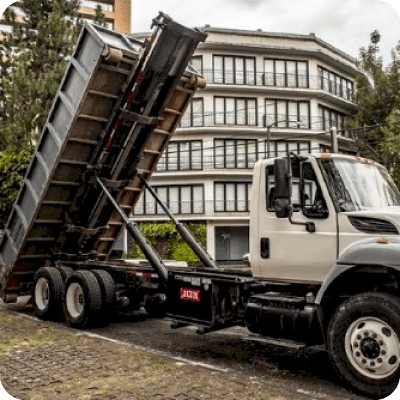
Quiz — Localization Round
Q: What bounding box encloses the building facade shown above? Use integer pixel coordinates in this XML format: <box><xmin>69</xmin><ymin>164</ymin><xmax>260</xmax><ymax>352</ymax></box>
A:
<box><xmin>132</xmin><ymin>26</ymin><xmax>359</xmax><ymax>262</ymax></box>
<box><xmin>0</xmin><ymin>0</ymin><xmax>131</xmax><ymax>34</ymax></box>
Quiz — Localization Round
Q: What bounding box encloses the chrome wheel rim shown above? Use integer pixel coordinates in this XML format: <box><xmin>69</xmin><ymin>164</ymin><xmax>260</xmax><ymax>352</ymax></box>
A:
<box><xmin>66</xmin><ymin>282</ymin><xmax>85</xmax><ymax>318</ymax></box>
<box><xmin>35</xmin><ymin>277</ymin><xmax>49</xmax><ymax>311</ymax></box>
<box><xmin>345</xmin><ymin>316</ymin><xmax>400</xmax><ymax>379</ymax></box>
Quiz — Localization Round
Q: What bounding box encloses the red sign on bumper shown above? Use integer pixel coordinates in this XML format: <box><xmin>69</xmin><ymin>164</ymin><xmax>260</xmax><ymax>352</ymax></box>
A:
<box><xmin>180</xmin><ymin>288</ymin><xmax>201</xmax><ymax>302</ymax></box>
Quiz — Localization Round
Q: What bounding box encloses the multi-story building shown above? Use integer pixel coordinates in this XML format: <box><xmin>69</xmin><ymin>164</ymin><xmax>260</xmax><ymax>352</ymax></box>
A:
<box><xmin>133</xmin><ymin>26</ymin><xmax>359</xmax><ymax>263</ymax></box>
<box><xmin>0</xmin><ymin>0</ymin><xmax>130</xmax><ymax>34</ymax></box>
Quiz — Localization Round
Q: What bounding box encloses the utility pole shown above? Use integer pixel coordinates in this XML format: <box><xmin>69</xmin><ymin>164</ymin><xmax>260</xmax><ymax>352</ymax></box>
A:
<box><xmin>330</xmin><ymin>126</ymin><xmax>338</xmax><ymax>153</ymax></box>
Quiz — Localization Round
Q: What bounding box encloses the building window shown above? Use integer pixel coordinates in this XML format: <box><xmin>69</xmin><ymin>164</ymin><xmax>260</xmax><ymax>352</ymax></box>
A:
<box><xmin>134</xmin><ymin>185</ymin><xmax>204</xmax><ymax>215</ymax></box>
<box><xmin>265</xmin><ymin>99</ymin><xmax>310</xmax><ymax>128</ymax></box>
<box><xmin>318</xmin><ymin>106</ymin><xmax>346</xmax><ymax>135</ymax></box>
<box><xmin>213</xmin><ymin>55</ymin><xmax>256</xmax><ymax>85</ymax></box>
<box><xmin>214</xmin><ymin>182</ymin><xmax>252</xmax><ymax>212</ymax></box>
<box><xmin>215</xmin><ymin>97</ymin><xmax>257</xmax><ymax>126</ymax></box>
<box><xmin>258</xmin><ymin>140</ymin><xmax>311</xmax><ymax>158</ymax></box>
<box><xmin>80</xmin><ymin>1</ymin><xmax>114</xmax><ymax>12</ymax></box>
<box><xmin>0</xmin><ymin>24</ymin><xmax>13</xmax><ymax>34</ymax></box>
<box><xmin>214</xmin><ymin>139</ymin><xmax>257</xmax><ymax>169</ymax></box>
<box><xmin>157</xmin><ymin>140</ymin><xmax>202</xmax><ymax>171</ymax></box>
<box><xmin>263</xmin><ymin>59</ymin><xmax>309</xmax><ymax>88</ymax></box>
<box><xmin>190</xmin><ymin>56</ymin><xmax>203</xmax><ymax>74</ymax></box>
<box><xmin>181</xmin><ymin>98</ymin><xmax>203</xmax><ymax>127</ymax></box>
<box><xmin>318</xmin><ymin>66</ymin><xmax>353</xmax><ymax>100</ymax></box>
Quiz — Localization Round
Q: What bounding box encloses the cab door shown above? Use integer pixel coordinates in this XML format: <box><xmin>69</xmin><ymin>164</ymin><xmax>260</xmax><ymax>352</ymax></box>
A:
<box><xmin>254</xmin><ymin>159</ymin><xmax>338</xmax><ymax>283</ymax></box>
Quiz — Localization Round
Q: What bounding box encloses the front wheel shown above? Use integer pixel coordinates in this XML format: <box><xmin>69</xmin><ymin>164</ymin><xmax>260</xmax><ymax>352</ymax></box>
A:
<box><xmin>328</xmin><ymin>292</ymin><xmax>400</xmax><ymax>398</ymax></box>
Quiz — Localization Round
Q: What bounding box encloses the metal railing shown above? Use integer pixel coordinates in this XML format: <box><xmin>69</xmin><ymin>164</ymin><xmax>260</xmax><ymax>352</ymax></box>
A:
<box><xmin>201</xmin><ymin>69</ymin><xmax>354</xmax><ymax>102</ymax></box>
<box><xmin>180</xmin><ymin>112</ymin><xmax>356</xmax><ymax>137</ymax></box>
<box><xmin>133</xmin><ymin>200</ymin><xmax>251</xmax><ymax>217</ymax></box>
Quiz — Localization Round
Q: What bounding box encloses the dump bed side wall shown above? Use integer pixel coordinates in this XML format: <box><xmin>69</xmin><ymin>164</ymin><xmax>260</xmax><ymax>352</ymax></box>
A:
<box><xmin>0</xmin><ymin>18</ymin><xmax>206</xmax><ymax>299</ymax></box>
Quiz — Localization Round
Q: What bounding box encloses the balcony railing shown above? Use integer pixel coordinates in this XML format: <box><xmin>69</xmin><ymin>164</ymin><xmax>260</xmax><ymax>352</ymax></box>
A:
<box><xmin>201</xmin><ymin>69</ymin><xmax>354</xmax><ymax>102</ymax></box>
<box><xmin>180</xmin><ymin>113</ymin><xmax>357</xmax><ymax>138</ymax></box>
<box><xmin>133</xmin><ymin>200</ymin><xmax>251</xmax><ymax>217</ymax></box>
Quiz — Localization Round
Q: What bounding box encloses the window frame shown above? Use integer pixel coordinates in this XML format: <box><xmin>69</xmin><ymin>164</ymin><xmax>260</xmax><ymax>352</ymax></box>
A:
<box><xmin>214</xmin><ymin>182</ymin><xmax>252</xmax><ymax>212</ymax></box>
<box><xmin>213</xmin><ymin>55</ymin><xmax>256</xmax><ymax>85</ymax></box>
<box><xmin>214</xmin><ymin>96</ymin><xmax>258</xmax><ymax>126</ymax></box>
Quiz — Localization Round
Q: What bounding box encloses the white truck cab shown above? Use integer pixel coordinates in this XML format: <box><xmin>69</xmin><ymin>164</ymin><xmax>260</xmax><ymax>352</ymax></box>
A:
<box><xmin>250</xmin><ymin>153</ymin><xmax>400</xmax><ymax>283</ymax></box>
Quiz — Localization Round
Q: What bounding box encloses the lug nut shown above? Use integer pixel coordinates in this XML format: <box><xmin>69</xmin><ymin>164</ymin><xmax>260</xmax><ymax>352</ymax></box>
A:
<box><xmin>356</xmin><ymin>351</ymin><xmax>361</xmax><ymax>357</ymax></box>
<box><xmin>357</xmin><ymin>335</ymin><xmax>362</xmax><ymax>340</ymax></box>
<box><xmin>382</xmin><ymin>350</ymin><xmax>387</xmax><ymax>355</ymax></box>
<box><xmin>354</xmin><ymin>342</ymin><xmax>359</xmax><ymax>348</ymax></box>
<box><xmin>389</xmin><ymin>356</ymin><xmax>397</xmax><ymax>365</ymax></box>
<box><xmin>364</xmin><ymin>331</ymin><xmax>369</xmax><ymax>336</ymax></box>
<box><xmin>377</xmin><ymin>358</ymin><xmax>383</xmax><ymax>363</ymax></box>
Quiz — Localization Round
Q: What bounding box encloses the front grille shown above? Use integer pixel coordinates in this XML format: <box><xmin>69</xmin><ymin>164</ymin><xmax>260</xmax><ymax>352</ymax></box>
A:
<box><xmin>348</xmin><ymin>216</ymin><xmax>399</xmax><ymax>235</ymax></box>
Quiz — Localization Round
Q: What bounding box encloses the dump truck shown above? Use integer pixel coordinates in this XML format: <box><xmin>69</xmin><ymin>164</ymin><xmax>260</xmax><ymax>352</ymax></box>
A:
<box><xmin>1</xmin><ymin>13</ymin><xmax>400</xmax><ymax>400</ymax></box>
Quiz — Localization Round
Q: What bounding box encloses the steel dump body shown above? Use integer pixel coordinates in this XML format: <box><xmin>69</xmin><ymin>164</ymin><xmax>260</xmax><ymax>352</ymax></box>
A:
<box><xmin>0</xmin><ymin>15</ymin><xmax>207</xmax><ymax>300</ymax></box>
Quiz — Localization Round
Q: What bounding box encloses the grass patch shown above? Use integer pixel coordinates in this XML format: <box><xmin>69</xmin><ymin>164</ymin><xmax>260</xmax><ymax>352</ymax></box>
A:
<box><xmin>0</xmin><ymin>325</ymin><xmax>78</xmax><ymax>355</ymax></box>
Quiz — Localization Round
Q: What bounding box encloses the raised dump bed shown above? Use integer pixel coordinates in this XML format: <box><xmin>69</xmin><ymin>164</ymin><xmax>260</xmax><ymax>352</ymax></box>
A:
<box><xmin>0</xmin><ymin>14</ymin><xmax>207</xmax><ymax>302</ymax></box>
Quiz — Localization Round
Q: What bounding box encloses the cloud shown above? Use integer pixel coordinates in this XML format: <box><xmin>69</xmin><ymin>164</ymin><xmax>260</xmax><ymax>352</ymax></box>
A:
<box><xmin>128</xmin><ymin>0</ymin><xmax>399</xmax><ymax>64</ymax></box>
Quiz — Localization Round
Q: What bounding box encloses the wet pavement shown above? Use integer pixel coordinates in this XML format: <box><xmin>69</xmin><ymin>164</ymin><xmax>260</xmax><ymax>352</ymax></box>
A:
<box><xmin>0</xmin><ymin>298</ymin><xmax>370</xmax><ymax>400</ymax></box>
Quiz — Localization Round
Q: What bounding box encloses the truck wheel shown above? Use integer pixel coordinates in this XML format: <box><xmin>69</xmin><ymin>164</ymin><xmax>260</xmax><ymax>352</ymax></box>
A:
<box><xmin>328</xmin><ymin>292</ymin><xmax>400</xmax><ymax>398</ymax></box>
<box><xmin>91</xmin><ymin>269</ymin><xmax>116</xmax><ymax>324</ymax></box>
<box><xmin>58</xmin><ymin>266</ymin><xmax>73</xmax><ymax>282</ymax></box>
<box><xmin>63</xmin><ymin>270</ymin><xmax>102</xmax><ymax>329</ymax></box>
<box><xmin>33</xmin><ymin>267</ymin><xmax>64</xmax><ymax>320</ymax></box>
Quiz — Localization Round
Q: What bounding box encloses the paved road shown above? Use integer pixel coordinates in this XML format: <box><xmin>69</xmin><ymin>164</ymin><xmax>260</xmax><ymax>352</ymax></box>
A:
<box><xmin>1</xmin><ymin>298</ymin><xmax>368</xmax><ymax>400</ymax></box>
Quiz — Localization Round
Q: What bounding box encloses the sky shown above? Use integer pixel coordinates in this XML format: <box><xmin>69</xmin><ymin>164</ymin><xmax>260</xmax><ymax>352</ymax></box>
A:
<box><xmin>129</xmin><ymin>0</ymin><xmax>400</xmax><ymax>66</ymax></box>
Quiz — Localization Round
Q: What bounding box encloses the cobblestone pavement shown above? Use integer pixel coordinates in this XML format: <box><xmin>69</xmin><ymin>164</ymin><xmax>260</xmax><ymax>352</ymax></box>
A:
<box><xmin>0</xmin><ymin>299</ymin><xmax>368</xmax><ymax>400</ymax></box>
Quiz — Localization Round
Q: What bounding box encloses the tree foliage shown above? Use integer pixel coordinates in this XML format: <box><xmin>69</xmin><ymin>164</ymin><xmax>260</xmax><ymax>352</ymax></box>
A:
<box><xmin>0</xmin><ymin>0</ymin><xmax>82</xmax><ymax>152</ymax></box>
<box><xmin>350</xmin><ymin>30</ymin><xmax>400</xmax><ymax>184</ymax></box>
<box><xmin>0</xmin><ymin>0</ymin><xmax>107</xmax><ymax>228</ymax></box>
<box><xmin>0</xmin><ymin>149</ymin><xmax>31</xmax><ymax>227</ymax></box>
<box><xmin>124</xmin><ymin>222</ymin><xmax>207</xmax><ymax>264</ymax></box>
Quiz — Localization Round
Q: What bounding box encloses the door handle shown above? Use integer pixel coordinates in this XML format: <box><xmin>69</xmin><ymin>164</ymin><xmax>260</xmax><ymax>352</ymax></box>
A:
<box><xmin>260</xmin><ymin>238</ymin><xmax>270</xmax><ymax>259</ymax></box>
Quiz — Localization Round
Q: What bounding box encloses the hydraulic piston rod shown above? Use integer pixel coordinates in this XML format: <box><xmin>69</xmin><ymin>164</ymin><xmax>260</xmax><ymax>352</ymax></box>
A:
<box><xmin>96</xmin><ymin>177</ymin><xmax>169</xmax><ymax>285</ymax></box>
<box><xmin>138</xmin><ymin>174</ymin><xmax>220</xmax><ymax>269</ymax></box>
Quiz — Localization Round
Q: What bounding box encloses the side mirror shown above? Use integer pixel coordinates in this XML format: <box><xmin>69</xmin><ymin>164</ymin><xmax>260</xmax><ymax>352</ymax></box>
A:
<box><xmin>274</xmin><ymin>158</ymin><xmax>292</xmax><ymax>218</ymax></box>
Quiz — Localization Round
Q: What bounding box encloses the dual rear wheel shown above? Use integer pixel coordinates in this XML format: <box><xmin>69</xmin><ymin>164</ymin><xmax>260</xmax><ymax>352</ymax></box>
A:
<box><xmin>33</xmin><ymin>267</ymin><xmax>116</xmax><ymax>328</ymax></box>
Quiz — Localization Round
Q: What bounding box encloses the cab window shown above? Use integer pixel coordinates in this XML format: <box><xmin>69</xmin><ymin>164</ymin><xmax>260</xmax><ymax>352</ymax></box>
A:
<box><xmin>266</xmin><ymin>161</ymin><xmax>328</xmax><ymax>218</ymax></box>
<box><xmin>266</xmin><ymin>163</ymin><xmax>301</xmax><ymax>212</ymax></box>
<box><xmin>301</xmin><ymin>162</ymin><xmax>328</xmax><ymax>218</ymax></box>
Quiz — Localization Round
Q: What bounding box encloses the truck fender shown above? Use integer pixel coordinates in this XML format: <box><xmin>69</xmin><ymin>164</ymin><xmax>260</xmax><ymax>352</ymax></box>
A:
<box><xmin>315</xmin><ymin>236</ymin><xmax>400</xmax><ymax>305</ymax></box>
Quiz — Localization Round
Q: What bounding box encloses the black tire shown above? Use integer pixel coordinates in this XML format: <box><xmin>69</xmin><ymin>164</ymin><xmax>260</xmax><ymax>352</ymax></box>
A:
<box><xmin>58</xmin><ymin>266</ymin><xmax>73</xmax><ymax>283</ymax></box>
<box><xmin>91</xmin><ymin>269</ymin><xmax>116</xmax><ymax>324</ymax></box>
<box><xmin>33</xmin><ymin>267</ymin><xmax>64</xmax><ymax>320</ymax></box>
<box><xmin>63</xmin><ymin>270</ymin><xmax>102</xmax><ymax>329</ymax></box>
<box><xmin>328</xmin><ymin>292</ymin><xmax>400</xmax><ymax>398</ymax></box>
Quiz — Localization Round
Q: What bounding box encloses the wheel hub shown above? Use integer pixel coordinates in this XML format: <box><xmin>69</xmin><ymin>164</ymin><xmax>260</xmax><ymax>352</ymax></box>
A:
<box><xmin>345</xmin><ymin>317</ymin><xmax>400</xmax><ymax>379</ymax></box>
<box><xmin>360</xmin><ymin>337</ymin><xmax>381</xmax><ymax>359</ymax></box>
<box><xmin>35</xmin><ymin>277</ymin><xmax>50</xmax><ymax>311</ymax></box>
<box><xmin>66</xmin><ymin>282</ymin><xmax>85</xmax><ymax>318</ymax></box>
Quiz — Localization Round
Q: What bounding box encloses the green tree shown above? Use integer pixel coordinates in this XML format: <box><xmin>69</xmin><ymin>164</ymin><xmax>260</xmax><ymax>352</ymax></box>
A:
<box><xmin>0</xmin><ymin>0</ymin><xmax>107</xmax><ymax>228</ymax></box>
<box><xmin>124</xmin><ymin>222</ymin><xmax>207</xmax><ymax>264</ymax></box>
<box><xmin>0</xmin><ymin>0</ymin><xmax>81</xmax><ymax>151</ymax></box>
<box><xmin>350</xmin><ymin>30</ymin><xmax>400</xmax><ymax>184</ymax></box>
<box><xmin>0</xmin><ymin>150</ymin><xmax>31</xmax><ymax>227</ymax></box>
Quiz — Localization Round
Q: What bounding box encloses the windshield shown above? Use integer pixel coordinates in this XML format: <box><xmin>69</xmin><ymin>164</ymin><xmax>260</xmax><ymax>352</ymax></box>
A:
<box><xmin>320</xmin><ymin>158</ymin><xmax>400</xmax><ymax>211</ymax></box>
